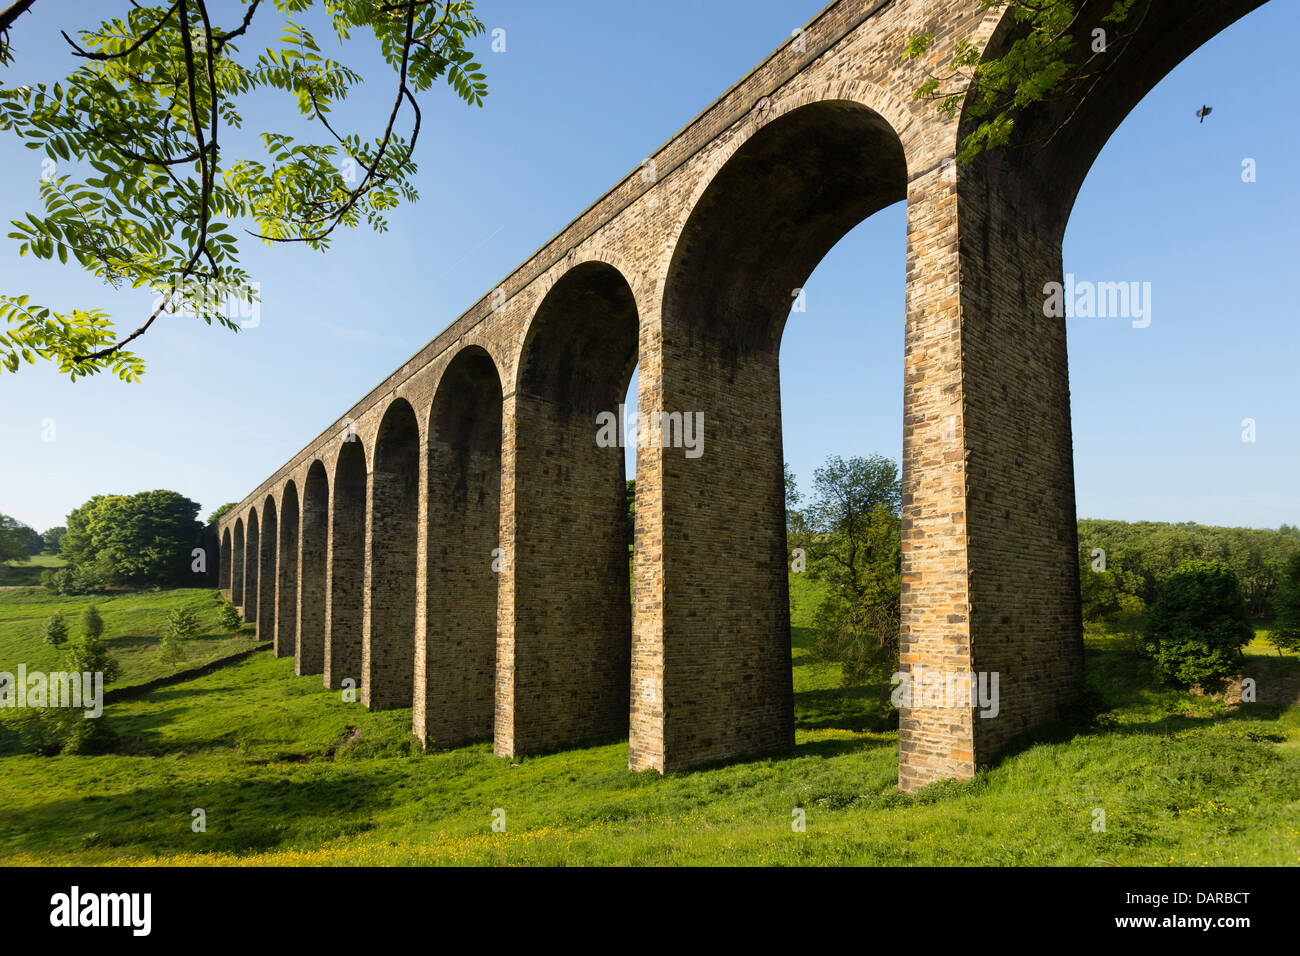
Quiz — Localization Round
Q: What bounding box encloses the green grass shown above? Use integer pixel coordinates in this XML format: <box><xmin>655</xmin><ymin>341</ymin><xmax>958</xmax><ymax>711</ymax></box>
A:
<box><xmin>0</xmin><ymin>553</ymin><xmax>66</xmax><ymax>588</ymax></box>
<box><xmin>0</xmin><ymin>586</ymin><xmax>259</xmax><ymax>690</ymax></box>
<box><xmin>0</xmin><ymin>577</ymin><xmax>1297</xmax><ymax>866</ymax></box>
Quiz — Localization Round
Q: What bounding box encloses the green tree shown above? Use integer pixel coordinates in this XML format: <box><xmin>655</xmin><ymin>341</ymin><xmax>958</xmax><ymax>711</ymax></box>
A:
<box><xmin>41</xmin><ymin>525</ymin><xmax>66</xmax><ymax>552</ymax></box>
<box><xmin>64</xmin><ymin>632</ymin><xmax>122</xmax><ymax>685</ymax></box>
<box><xmin>805</xmin><ymin>454</ymin><xmax>903</xmax><ymax>686</ymax></box>
<box><xmin>1144</xmin><ymin>560</ymin><xmax>1252</xmax><ymax>687</ymax></box>
<box><xmin>167</xmin><ymin>606</ymin><xmax>200</xmax><ymax>639</ymax></box>
<box><xmin>0</xmin><ymin>1</ymin><xmax>489</xmax><ymax>380</ymax></box>
<box><xmin>216</xmin><ymin>600</ymin><xmax>243</xmax><ymax>633</ymax></box>
<box><xmin>206</xmin><ymin>502</ymin><xmax>236</xmax><ymax>525</ymax></box>
<box><xmin>906</xmin><ymin>1</ymin><xmax>1140</xmax><ymax>164</ymax></box>
<box><xmin>43</xmin><ymin>611</ymin><xmax>69</xmax><ymax>646</ymax></box>
<box><xmin>1269</xmin><ymin>552</ymin><xmax>1300</xmax><ymax>656</ymax></box>
<box><xmin>80</xmin><ymin>603</ymin><xmax>105</xmax><ymax>640</ymax></box>
<box><xmin>0</xmin><ymin>513</ymin><xmax>40</xmax><ymax>564</ymax></box>
<box><xmin>61</xmin><ymin>489</ymin><xmax>202</xmax><ymax>586</ymax></box>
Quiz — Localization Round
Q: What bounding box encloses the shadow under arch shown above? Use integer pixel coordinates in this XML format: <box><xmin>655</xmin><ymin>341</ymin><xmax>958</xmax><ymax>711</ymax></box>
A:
<box><xmin>364</xmin><ymin>397</ymin><xmax>421</xmax><ymax>711</ymax></box>
<box><xmin>275</xmin><ymin>481</ymin><xmax>300</xmax><ymax>659</ymax></box>
<box><xmin>231</xmin><ymin>516</ymin><xmax>245</xmax><ymax>608</ymax></box>
<box><xmin>245</xmin><ymin>508</ymin><xmax>260</xmax><ymax>625</ymax></box>
<box><xmin>933</xmin><ymin>0</ymin><xmax>1272</xmax><ymax>773</ymax></box>
<box><xmin>497</xmin><ymin>259</ymin><xmax>639</xmax><ymax>757</ymax></box>
<box><xmin>418</xmin><ymin>344</ymin><xmax>503</xmax><ymax>749</ymax></box>
<box><xmin>219</xmin><ymin>526</ymin><xmax>232</xmax><ymax>593</ymax></box>
<box><xmin>326</xmin><ymin>438</ymin><xmax>367</xmax><ymax>690</ymax></box>
<box><xmin>298</xmin><ymin>460</ymin><xmax>330</xmax><ymax>676</ymax></box>
<box><xmin>257</xmin><ymin>494</ymin><xmax>278</xmax><ymax>643</ymax></box>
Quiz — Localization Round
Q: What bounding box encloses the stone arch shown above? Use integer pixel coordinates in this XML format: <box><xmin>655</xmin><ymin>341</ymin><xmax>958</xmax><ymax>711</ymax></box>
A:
<box><xmin>631</xmin><ymin>98</ymin><xmax>909</xmax><ymax>773</ymax></box>
<box><xmin>664</xmin><ymin>81</ymin><xmax>920</xmax><ymax>257</ymax></box>
<box><xmin>920</xmin><ymin>0</ymin><xmax>1272</xmax><ymax>778</ymax></box>
<box><xmin>418</xmin><ymin>344</ymin><xmax>503</xmax><ymax>749</ymax></box>
<box><xmin>220</xmin><ymin>527</ymin><xmax>232</xmax><ymax>593</ymax></box>
<box><xmin>363</xmin><ymin>397</ymin><xmax>421</xmax><ymax>710</ymax></box>
<box><xmin>257</xmin><ymin>495</ymin><xmax>278</xmax><ymax>642</ymax></box>
<box><xmin>326</xmin><ymin>439</ymin><xmax>367</xmax><ymax>690</ymax></box>
<box><xmin>275</xmin><ymin>481</ymin><xmax>300</xmax><ymax>659</ymax></box>
<box><xmin>298</xmin><ymin>460</ymin><xmax>329</xmax><ymax>676</ymax></box>
<box><xmin>245</xmin><ymin>508</ymin><xmax>260</xmax><ymax>624</ymax></box>
<box><xmin>959</xmin><ymin>0</ymin><xmax>1268</xmax><ymax>243</ymax></box>
<box><xmin>231</xmin><ymin>517</ymin><xmax>245</xmax><ymax>607</ymax></box>
<box><xmin>496</xmin><ymin>259</ymin><xmax>639</xmax><ymax>757</ymax></box>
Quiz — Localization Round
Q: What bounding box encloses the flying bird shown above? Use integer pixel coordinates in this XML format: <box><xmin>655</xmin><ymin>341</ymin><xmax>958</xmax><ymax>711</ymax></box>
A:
<box><xmin>1196</xmin><ymin>105</ymin><xmax>1213</xmax><ymax>123</ymax></box>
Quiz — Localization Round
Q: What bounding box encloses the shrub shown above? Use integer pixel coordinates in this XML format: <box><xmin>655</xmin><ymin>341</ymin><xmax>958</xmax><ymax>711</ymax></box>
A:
<box><xmin>43</xmin><ymin>613</ymin><xmax>69</xmax><ymax>647</ymax></box>
<box><xmin>80</xmin><ymin>604</ymin><xmax>104</xmax><ymax>640</ymax></box>
<box><xmin>167</xmin><ymin>607</ymin><xmax>200</xmax><ymax>639</ymax></box>
<box><xmin>1144</xmin><ymin>561</ymin><xmax>1252</xmax><ymax>686</ymax></box>
<box><xmin>217</xmin><ymin>601</ymin><xmax>244</xmax><ymax>633</ymax></box>
<box><xmin>41</xmin><ymin>565</ymin><xmax>105</xmax><ymax>596</ymax></box>
<box><xmin>64</xmin><ymin>633</ymin><xmax>122</xmax><ymax>685</ymax></box>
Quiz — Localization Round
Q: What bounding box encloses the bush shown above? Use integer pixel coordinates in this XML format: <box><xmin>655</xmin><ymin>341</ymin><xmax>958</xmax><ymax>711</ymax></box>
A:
<box><xmin>64</xmin><ymin>634</ymin><xmax>122</xmax><ymax>685</ymax></box>
<box><xmin>217</xmin><ymin>601</ymin><xmax>244</xmax><ymax>633</ymax></box>
<box><xmin>80</xmin><ymin>604</ymin><xmax>104</xmax><ymax>640</ymax></box>
<box><xmin>40</xmin><ymin>565</ymin><xmax>105</xmax><ymax>596</ymax></box>
<box><xmin>1</xmin><ymin>708</ymin><xmax>115</xmax><ymax>756</ymax></box>
<box><xmin>167</xmin><ymin>607</ymin><xmax>200</xmax><ymax>639</ymax></box>
<box><xmin>43</xmin><ymin>613</ymin><xmax>69</xmax><ymax>647</ymax></box>
<box><xmin>1144</xmin><ymin>561</ymin><xmax>1252</xmax><ymax>686</ymax></box>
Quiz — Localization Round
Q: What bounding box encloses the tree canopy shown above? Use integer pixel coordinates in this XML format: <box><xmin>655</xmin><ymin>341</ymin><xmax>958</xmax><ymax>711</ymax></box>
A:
<box><xmin>60</xmin><ymin>489</ymin><xmax>202</xmax><ymax>585</ymax></box>
<box><xmin>0</xmin><ymin>0</ymin><xmax>488</xmax><ymax>381</ymax></box>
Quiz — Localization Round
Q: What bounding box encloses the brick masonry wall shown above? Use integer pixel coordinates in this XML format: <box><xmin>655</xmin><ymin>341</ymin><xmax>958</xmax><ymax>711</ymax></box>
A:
<box><xmin>297</xmin><ymin>464</ymin><xmax>329</xmax><ymax>676</ymax></box>
<box><xmin>325</xmin><ymin>442</ymin><xmax>367</xmax><ymax>691</ymax></box>
<box><xmin>275</xmin><ymin>484</ymin><xmax>300</xmax><ymax>659</ymax></box>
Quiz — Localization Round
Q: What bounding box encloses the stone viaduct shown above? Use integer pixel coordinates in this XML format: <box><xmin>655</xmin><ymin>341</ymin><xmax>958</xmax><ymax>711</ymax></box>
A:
<box><xmin>215</xmin><ymin>0</ymin><xmax>1265</xmax><ymax>791</ymax></box>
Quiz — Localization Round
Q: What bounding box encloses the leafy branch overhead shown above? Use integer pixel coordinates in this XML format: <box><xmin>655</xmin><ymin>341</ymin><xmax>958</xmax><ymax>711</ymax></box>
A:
<box><xmin>0</xmin><ymin>0</ymin><xmax>488</xmax><ymax>381</ymax></box>
<box><xmin>905</xmin><ymin>0</ymin><xmax>1140</xmax><ymax>164</ymax></box>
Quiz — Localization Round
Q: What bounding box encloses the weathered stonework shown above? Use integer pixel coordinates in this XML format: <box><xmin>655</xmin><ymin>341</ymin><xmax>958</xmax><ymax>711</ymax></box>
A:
<box><xmin>216</xmin><ymin>0</ymin><xmax>1267</xmax><ymax>790</ymax></box>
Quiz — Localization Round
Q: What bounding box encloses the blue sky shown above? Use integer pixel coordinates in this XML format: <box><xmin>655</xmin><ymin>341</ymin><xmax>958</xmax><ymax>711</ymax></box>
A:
<box><xmin>0</xmin><ymin>0</ymin><xmax>1296</xmax><ymax>533</ymax></box>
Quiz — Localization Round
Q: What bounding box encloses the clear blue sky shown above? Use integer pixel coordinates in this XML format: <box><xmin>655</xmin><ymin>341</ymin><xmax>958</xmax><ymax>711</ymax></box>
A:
<box><xmin>1</xmin><ymin>0</ymin><xmax>1296</xmax><ymax>533</ymax></box>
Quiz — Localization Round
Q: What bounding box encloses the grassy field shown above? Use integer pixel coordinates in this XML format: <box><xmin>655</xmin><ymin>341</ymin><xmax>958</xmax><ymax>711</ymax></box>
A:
<box><xmin>0</xmin><ymin>553</ymin><xmax>66</xmax><ymax>588</ymax></box>
<box><xmin>0</xmin><ymin>584</ymin><xmax>258</xmax><ymax>690</ymax></box>
<box><xmin>0</xmin><ymin>575</ymin><xmax>1297</xmax><ymax>866</ymax></box>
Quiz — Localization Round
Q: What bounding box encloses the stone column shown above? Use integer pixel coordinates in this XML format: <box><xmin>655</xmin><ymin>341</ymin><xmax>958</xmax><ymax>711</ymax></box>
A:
<box><xmin>256</xmin><ymin>502</ymin><xmax>277</xmax><ymax>642</ymax></box>
<box><xmin>297</xmin><ymin>467</ymin><xmax>328</xmax><ymax>675</ymax></box>
<box><xmin>362</xmin><ymin>469</ymin><xmax>418</xmax><ymax>710</ymax></box>
<box><xmin>325</xmin><ymin>445</ymin><xmax>367</xmax><ymax>690</ymax></box>
<box><xmin>274</xmin><ymin>489</ymin><xmax>299</xmax><ymax>659</ymax></box>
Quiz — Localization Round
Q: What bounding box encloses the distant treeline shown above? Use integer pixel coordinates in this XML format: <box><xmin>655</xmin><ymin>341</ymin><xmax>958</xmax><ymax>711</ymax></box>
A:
<box><xmin>1077</xmin><ymin>519</ymin><xmax>1300</xmax><ymax>622</ymax></box>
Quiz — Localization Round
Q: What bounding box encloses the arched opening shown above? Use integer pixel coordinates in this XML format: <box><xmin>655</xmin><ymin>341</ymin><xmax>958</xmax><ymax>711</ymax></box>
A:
<box><xmin>639</xmin><ymin>99</ymin><xmax>908</xmax><ymax>771</ymax></box>
<box><xmin>930</xmin><ymin>0</ymin><xmax>1274</xmax><ymax>774</ymax></box>
<box><xmin>245</xmin><ymin>509</ymin><xmax>260</xmax><ymax>624</ymax></box>
<box><xmin>232</xmin><ymin>517</ymin><xmax>245</xmax><ymax>608</ymax></box>
<box><xmin>500</xmin><ymin>260</ymin><xmax>638</xmax><ymax>756</ymax></box>
<box><xmin>276</xmin><ymin>482</ymin><xmax>300</xmax><ymax>660</ymax></box>
<box><xmin>220</xmin><ymin>527</ymin><xmax>232</xmax><ymax>594</ymax></box>
<box><xmin>419</xmin><ymin>345</ymin><xmax>503</xmax><ymax>748</ymax></box>
<box><xmin>326</xmin><ymin>439</ymin><xmax>367</xmax><ymax>690</ymax></box>
<box><xmin>364</xmin><ymin>398</ymin><xmax>420</xmax><ymax>710</ymax></box>
<box><xmin>257</xmin><ymin>495</ymin><xmax>278</xmax><ymax>643</ymax></box>
<box><xmin>298</xmin><ymin>460</ymin><xmax>329</xmax><ymax>676</ymax></box>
